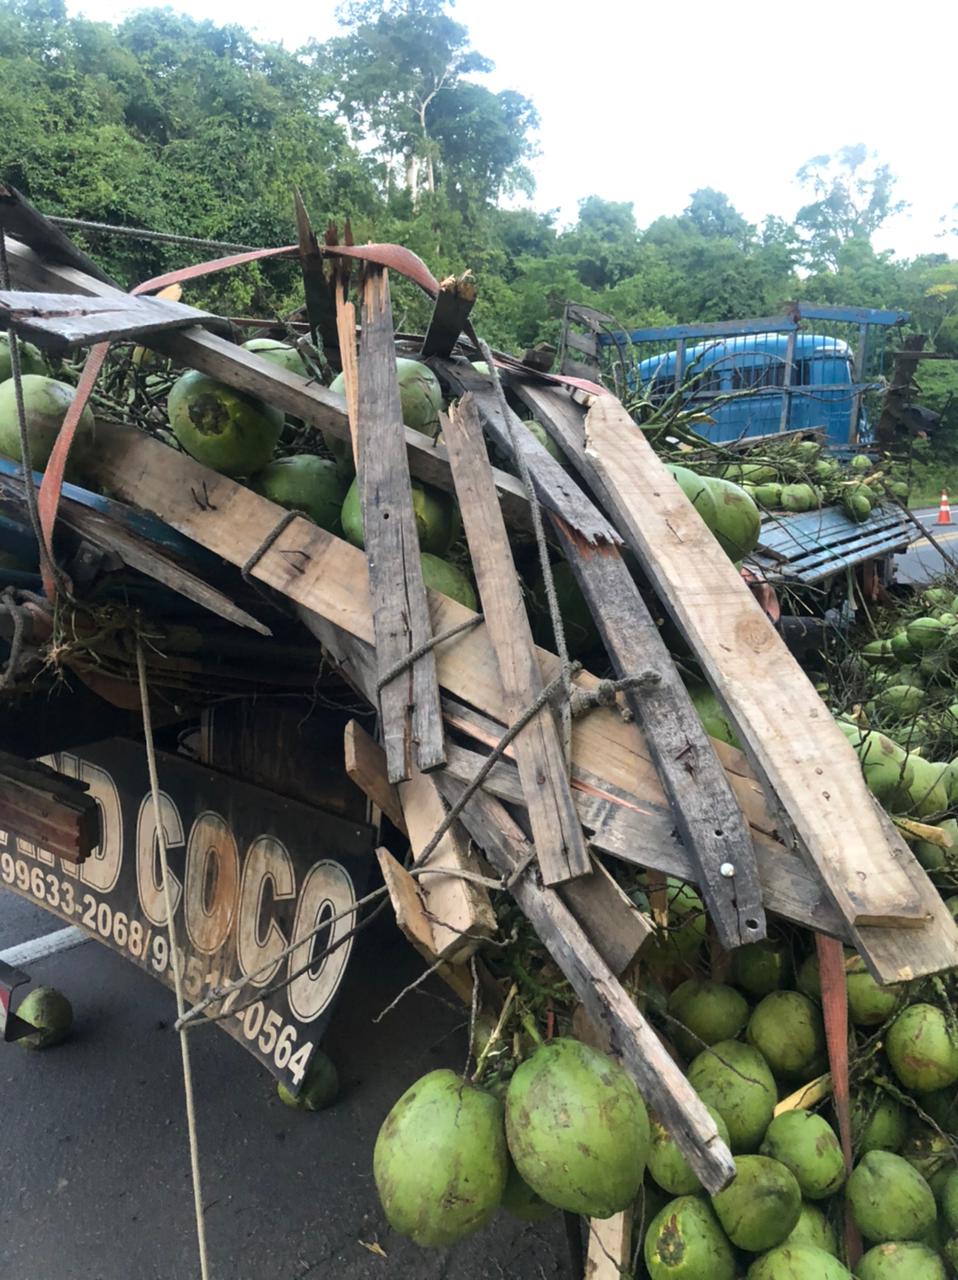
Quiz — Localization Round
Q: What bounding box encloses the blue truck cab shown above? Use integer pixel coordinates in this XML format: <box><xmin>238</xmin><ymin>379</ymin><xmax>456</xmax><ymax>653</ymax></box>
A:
<box><xmin>635</xmin><ymin>333</ymin><xmax>861</xmax><ymax>446</ymax></box>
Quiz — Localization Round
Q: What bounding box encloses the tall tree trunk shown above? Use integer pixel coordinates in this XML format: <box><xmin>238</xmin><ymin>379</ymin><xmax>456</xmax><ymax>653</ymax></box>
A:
<box><xmin>405</xmin><ymin>153</ymin><xmax>420</xmax><ymax>200</ymax></box>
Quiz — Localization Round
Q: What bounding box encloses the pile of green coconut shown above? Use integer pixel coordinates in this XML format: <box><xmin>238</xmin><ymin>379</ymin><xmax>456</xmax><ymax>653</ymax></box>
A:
<box><xmin>371</xmin><ymin>913</ymin><xmax>958</xmax><ymax>1280</ymax></box>
<box><xmin>674</xmin><ymin>436</ymin><xmax>909</xmax><ymax>523</ymax></box>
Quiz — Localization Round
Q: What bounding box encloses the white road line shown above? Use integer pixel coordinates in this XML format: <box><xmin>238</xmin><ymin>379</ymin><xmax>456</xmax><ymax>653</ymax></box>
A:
<box><xmin>0</xmin><ymin>926</ymin><xmax>89</xmax><ymax>967</ymax></box>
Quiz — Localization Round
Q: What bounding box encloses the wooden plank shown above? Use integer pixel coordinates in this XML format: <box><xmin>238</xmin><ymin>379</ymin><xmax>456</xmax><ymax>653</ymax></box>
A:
<box><xmin>0</xmin><ymin>751</ymin><xmax>99</xmax><ymax>863</ymax></box>
<box><xmin>0</xmin><ymin>183</ymin><xmax>117</xmax><ymax>284</ymax></box>
<box><xmin>443</xmin><ymin>396</ymin><xmax>590</xmax><ymax>884</ymax></box>
<box><xmin>82</xmin><ymin>423</ymin><xmax>958</xmax><ymax>983</ymax></box>
<box><xmin>397</xmin><ymin>761</ymin><xmax>497</xmax><ymax>962</ymax></box>
<box><xmin>445</xmin><ymin>369</ymin><xmax>763</xmax><ymax>945</ymax></box>
<box><xmin>420</xmin><ymin>272</ymin><xmax>476</xmax><ymax>359</ymax></box>
<box><xmin>376</xmin><ymin>848</ymin><xmax>475</xmax><ymax>1005</ymax></box>
<box><xmin>437</xmin><ymin>775</ymin><xmax>736</xmax><ymax>1195</ymax></box>
<box><xmin>344</xmin><ymin>720</ymin><xmax>407</xmax><ymax>833</ymax></box>
<box><xmin>2</xmin><ymin>236</ymin><xmax>533</xmax><ymax>534</ymax></box>
<box><xmin>0</xmin><ymin>290</ymin><xmax>220</xmax><ymax>347</ymax></box>
<box><xmin>550</xmin><ymin>515</ymin><xmax>766</xmax><ymax>947</ymax></box>
<box><xmin>581</xmin><ymin>394</ymin><xmax>925</xmax><ymax>931</ymax></box>
<box><xmin>586</xmin><ymin>1212</ymin><xmax>632</xmax><ymax>1280</ymax></box>
<box><xmin>358</xmin><ymin>267</ymin><xmax>444</xmax><ymax>780</ymax></box>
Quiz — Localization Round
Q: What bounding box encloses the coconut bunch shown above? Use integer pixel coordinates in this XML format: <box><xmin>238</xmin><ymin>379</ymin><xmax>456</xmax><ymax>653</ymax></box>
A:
<box><xmin>673</xmin><ymin>438</ymin><xmax>910</xmax><ymax>523</ymax></box>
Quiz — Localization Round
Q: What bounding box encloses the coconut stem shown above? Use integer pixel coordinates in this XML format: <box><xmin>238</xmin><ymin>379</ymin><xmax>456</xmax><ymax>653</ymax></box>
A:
<box><xmin>471</xmin><ymin>982</ymin><xmax>518</xmax><ymax>1084</ymax></box>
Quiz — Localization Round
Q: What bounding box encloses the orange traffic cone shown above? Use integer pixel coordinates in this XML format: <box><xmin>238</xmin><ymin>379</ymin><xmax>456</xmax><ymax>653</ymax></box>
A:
<box><xmin>939</xmin><ymin>490</ymin><xmax>952</xmax><ymax>525</ymax></box>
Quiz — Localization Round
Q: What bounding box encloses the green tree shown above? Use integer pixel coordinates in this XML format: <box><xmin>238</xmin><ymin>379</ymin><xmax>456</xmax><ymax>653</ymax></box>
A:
<box><xmin>795</xmin><ymin>144</ymin><xmax>908</xmax><ymax>267</ymax></box>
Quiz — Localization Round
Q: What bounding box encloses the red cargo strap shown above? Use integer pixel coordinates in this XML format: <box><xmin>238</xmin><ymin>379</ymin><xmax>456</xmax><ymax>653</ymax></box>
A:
<box><xmin>816</xmin><ymin>933</ymin><xmax>862</xmax><ymax>1268</ymax></box>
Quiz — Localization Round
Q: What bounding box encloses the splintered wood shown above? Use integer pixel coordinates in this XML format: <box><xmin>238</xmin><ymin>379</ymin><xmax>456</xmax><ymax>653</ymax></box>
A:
<box><xmin>357</xmin><ymin>266</ymin><xmax>445</xmax><ymax>781</ymax></box>
<box><xmin>582</xmin><ymin>394</ymin><xmax>925</xmax><ymax>933</ymax></box>
<box><xmin>443</xmin><ymin>395</ymin><xmax>590</xmax><ymax>885</ymax></box>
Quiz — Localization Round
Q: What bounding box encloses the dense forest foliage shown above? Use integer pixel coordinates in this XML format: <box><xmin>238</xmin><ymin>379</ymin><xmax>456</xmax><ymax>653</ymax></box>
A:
<box><xmin>2</xmin><ymin>0</ymin><xmax>957</xmax><ymax>451</ymax></box>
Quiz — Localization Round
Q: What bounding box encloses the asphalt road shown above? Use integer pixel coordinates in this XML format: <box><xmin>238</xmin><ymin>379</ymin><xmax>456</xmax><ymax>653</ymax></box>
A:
<box><xmin>0</xmin><ymin>893</ymin><xmax>570</xmax><ymax>1280</ymax></box>
<box><xmin>896</xmin><ymin>506</ymin><xmax>958</xmax><ymax>583</ymax></box>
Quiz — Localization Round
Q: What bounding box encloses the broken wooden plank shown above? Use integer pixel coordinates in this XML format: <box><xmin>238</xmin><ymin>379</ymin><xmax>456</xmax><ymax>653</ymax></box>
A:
<box><xmin>439</xmin><ymin>737</ymin><xmax>844</xmax><ymax>938</ymax></box>
<box><xmin>0</xmin><ymin>183</ymin><xmax>117</xmax><ymax>284</ymax></box>
<box><xmin>582</xmin><ymin>393</ymin><xmax>925</xmax><ymax>931</ymax></box>
<box><xmin>421</xmin><ymin>272</ymin><xmax>477</xmax><ymax>359</ymax></box>
<box><xmin>294</xmin><ymin>191</ymin><xmax>337</xmax><ymax>358</ymax></box>
<box><xmin>436</xmin><ymin>774</ymin><xmax>736</xmax><ymax>1195</ymax></box>
<box><xmin>0</xmin><ymin>290</ymin><xmax>223</xmax><ymax>347</ymax></box>
<box><xmin>83</xmin><ymin>424</ymin><xmax>958</xmax><ymax>984</ymax></box>
<box><xmin>0</xmin><ymin>750</ymin><xmax>99</xmax><ymax>863</ymax></box>
<box><xmin>586</xmin><ymin>1212</ymin><xmax>632</xmax><ymax>1280</ymax></box>
<box><xmin>344</xmin><ymin>720</ymin><xmax>407</xmax><ymax>833</ymax></box>
<box><xmin>358</xmin><ymin>266</ymin><xmax>445</xmax><ymax>780</ymax></box>
<box><xmin>3</xmin><ymin>235</ymin><xmax>535</xmax><ymax>534</ymax></box>
<box><xmin>397</xmin><ymin>761</ymin><xmax>497</xmax><ymax>963</ymax></box>
<box><xmin>443</xmin><ymin>395</ymin><xmax>590</xmax><ymax>884</ymax></box>
<box><xmin>376</xmin><ymin>848</ymin><xmax>474</xmax><ymax>1005</ymax></box>
<box><xmin>441</xmin><ymin>366</ymin><xmax>763</xmax><ymax>945</ymax></box>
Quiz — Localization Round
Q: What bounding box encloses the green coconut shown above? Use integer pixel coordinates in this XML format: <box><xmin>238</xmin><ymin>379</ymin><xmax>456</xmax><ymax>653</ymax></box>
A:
<box><xmin>528</xmin><ymin>559</ymin><xmax>600</xmax><ymax>659</ymax></box>
<box><xmin>276</xmin><ymin>1049</ymin><xmax>339</xmax><ymax>1110</ymax></box>
<box><xmin>876</xmin><ymin>685</ymin><xmax>925</xmax><ymax>717</ymax></box>
<box><xmin>644</xmin><ymin>1195</ymin><xmax>737</xmax><ymax>1280</ymax></box>
<box><xmin>752</xmin><ymin>482</ymin><xmax>784</xmax><ymax>509</ymax></box>
<box><xmin>855</xmin><ymin>1241</ymin><xmax>946</xmax><ymax>1279</ymax></box>
<box><xmin>0</xmin><ymin>373</ymin><xmax>96</xmax><ymax>473</ymax></box>
<box><xmin>760</xmin><ymin>1112</ymin><xmax>845</xmax><ymax>1200</ymax></box>
<box><xmin>642</xmin><ymin>880</ymin><xmax>707</xmax><ymax>971</ymax></box>
<box><xmin>500</xmin><ymin>1159</ymin><xmax>553</xmax><ymax>1221</ymax></box>
<box><xmin>907</xmin><ymin>617</ymin><xmax>951</xmax><ymax>653</ymax></box>
<box><xmin>0</xmin><ymin>333</ymin><xmax>45</xmax><ymax>382</ymax></box>
<box><xmin>418</xmin><ymin>552</ymin><xmax>477</xmax><ymax>610</ymax></box>
<box><xmin>924</xmin><ymin>587</ymin><xmax>952</xmax><ymax>608</ymax></box>
<box><xmin>906</xmin><ymin>757</ymin><xmax>949</xmax><ymax>817</ymax></box>
<box><xmin>851</xmin><ymin>1093</ymin><xmax>907</xmax><ymax>1155</ymax></box>
<box><xmin>648</xmin><ymin>1105</ymin><xmax>731</xmax><ymax>1195</ymax></box>
<box><xmin>853</xmin><ymin>732</ymin><xmax>914</xmax><ymax>812</ymax></box>
<box><xmin>668</xmin><ymin>463</ymin><xmax>721</xmax><ymax>528</ymax></box>
<box><xmin>795</xmin><ymin>953</ymin><xmax>821</xmax><ymax>1001</ymax></box>
<box><xmin>851</xmin><ymin>454</ymin><xmax>874</xmax><ymax>472</ymax></box>
<box><xmin>847</xmin><ymin>1150</ymin><xmax>937</xmax><ymax>1242</ymax></box>
<box><xmin>944</xmin><ymin>1233</ymin><xmax>958</xmax><ymax>1271</ymax></box>
<box><xmin>889</xmin><ymin>631</ymin><xmax>913</xmax><ymax>659</ymax></box>
<box><xmin>706</xmin><ymin>475</ymin><xmax>762</xmax><ymax>561</ymax></box>
<box><xmin>886</xmin><ymin>1004</ymin><xmax>958</xmax><ymax>1093</ymax></box>
<box><xmin>241</xmin><ymin>337</ymin><xmax>309</xmax><ymax>377</ymax></box>
<box><xmin>732</xmin><ymin>939</ymin><xmax>790</xmax><ymax>997</ymax></box>
<box><xmin>710</xmin><ymin>1155</ymin><xmax>802</xmax><ymax>1252</ymax></box>
<box><xmin>942</xmin><ymin>760</ymin><xmax>958</xmax><ymax>806</ymax></box>
<box><xmin>686</xmin><ymin>684</ymin><xmax>742</xmax><ymax>749</ymax></box>
<box><xmin>340</xmin><ymin>475</ymin><xmax>460</xmax><ymax>556</ymax></box>
<box><xmin>15</xmin><ymin>986</ymin><xmax>73</xmax><ymax>1050</ymax></box>
<box><xmin>504</xmin><ymin>1038</ymin><xmax>649</xmax><ymax>1218</ymax></box>
<box><xmin>168</xmin><ymin>370</ymin><xmax>282</xmax><ymax>476</ymax></box>
<box><xmin>781</xmin><ymin>483</ymin><xmax>819</xmax><ymax>513</ymax></box>
<box><xmin>781</xmin><ymin>1201</ymin><xmax>838</xmax><ymax>1255</ymax></box>
<box><xmin>250</xmin><ymin>455</ymin><xmax>348</xmax><ymax>532</ymax></box>
<box><xmin>395</xmin><ymin>358</ymin><xmax>443</xmax><ymax>435</ymax></box>
<box><xmin>845</xmin><ymin>955</ymin><xmax>902</xmax><ymax>1026</ymax></box>
<box><xmin>911</xmin><ymin>818</ymin><xmax>958</xmax><ymax>878</ymax></box>
<box><xmin>844</xmin><ymin>490</ymin><xmax>873</xmax><ymax>522</ymax></box>
<box><xmin>373</xmin><ymin>1068</ymin><xmax>507</xmax><ymax>1247</ymax></box>
<box><xmin>667</xmin><ymin>979</ymin><xmax>749</xmax><ymax>1060</ymax></box>
<box><xmin>687</xmin><ymin>1040</ymin><xmax>777</xmax><ymax>1153</ymax></box>
<box><xmin>942</xmin><ymin>1167</ymin><xmax>958</xmax><ymax>1230</ymax></box>
<box><xmin>748</xmin><ymin>991</ymin><xmax>826</xmax><ymax>1081</ymax></box>
<box><xmin>747</xmin><ymin>1244</ymin><xmax>852</xmax><ymax>1279</ymax></box>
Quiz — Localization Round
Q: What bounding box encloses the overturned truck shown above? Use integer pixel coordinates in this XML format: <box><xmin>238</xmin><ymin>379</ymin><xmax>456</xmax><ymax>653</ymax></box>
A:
<box><xmin>1</xmin><ymin>186</ymin><xmax>957</xmax><ymax>1277</ymax></box>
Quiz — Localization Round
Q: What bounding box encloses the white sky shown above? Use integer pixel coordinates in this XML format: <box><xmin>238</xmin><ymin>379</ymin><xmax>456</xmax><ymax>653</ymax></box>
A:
<box><xmin>66</xmin><ymin>0</ymin><xmax>958</xmax><ymax>260</ymax></box>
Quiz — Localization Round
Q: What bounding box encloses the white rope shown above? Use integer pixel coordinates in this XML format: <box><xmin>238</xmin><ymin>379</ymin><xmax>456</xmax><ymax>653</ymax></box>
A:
<box><xmin>136</xmin><ymin>641</ymin><xmax>211</xmax><ymax>1280</ymax></box>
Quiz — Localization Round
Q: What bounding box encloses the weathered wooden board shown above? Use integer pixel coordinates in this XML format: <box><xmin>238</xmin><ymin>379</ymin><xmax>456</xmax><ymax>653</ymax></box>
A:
<box><xmin>436</xmin><ymin>775</ymin><xmax>736</xmax><ymax>1195</ymax></box>
<box><xmin>586</xmin><ymin>1212</ymin><xmax>632</xmax><ymax>1280</ymax></box>
<box><xmin>344</xmin><ymin>721</ymin><xmax>407</xmax><ymax>832</ymax></box>
<box><xmin>0</xmin><ymin>750</ymin><xmax>99</xmax><ymax>864</ymax></box>
<box><xmin>397</xmin><ymin>760</ymin><xmax>497</xmax><ymax>962</ymax></box>
<box><xmin>0</xmin><ymin>290</ymin><xmax>222</xmax><ymax>347</ymax></box>
<box><xmin>82</xmin><ymin>421</ymin><xmax>958</xmax><ymax>984</ymax></box>
<box><xmin>443</xmin><ymin>396</ymin><xmax>590</xmax><ymax>884</ymax></box>
<box><xmin>3</xmin><ymin>237</ymin><xmax>534</xmax><ymax>534</ymax></box>
<box><xmin>420</xmin><ymin>272</ymin><xmax>476</xmax><ymax>359</ymax></box>
<box><xmin>376</xmin><ymin>848</ymin><xmax>474</xmax><ymax>1005</ymax></box>
<box><xmin>582</xmin><ymin>394</ymin><xmax>924</xmax><ymax>931</ymax></box>
<box><xmin>440</xmin><ymin>364</ymin><xmax>764</xmax><ymax>947</ymax></box>
<box><xmin>357</xmin><ymin>266</ymin><xmax>444</xmax><ymax>780</ymax></box>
